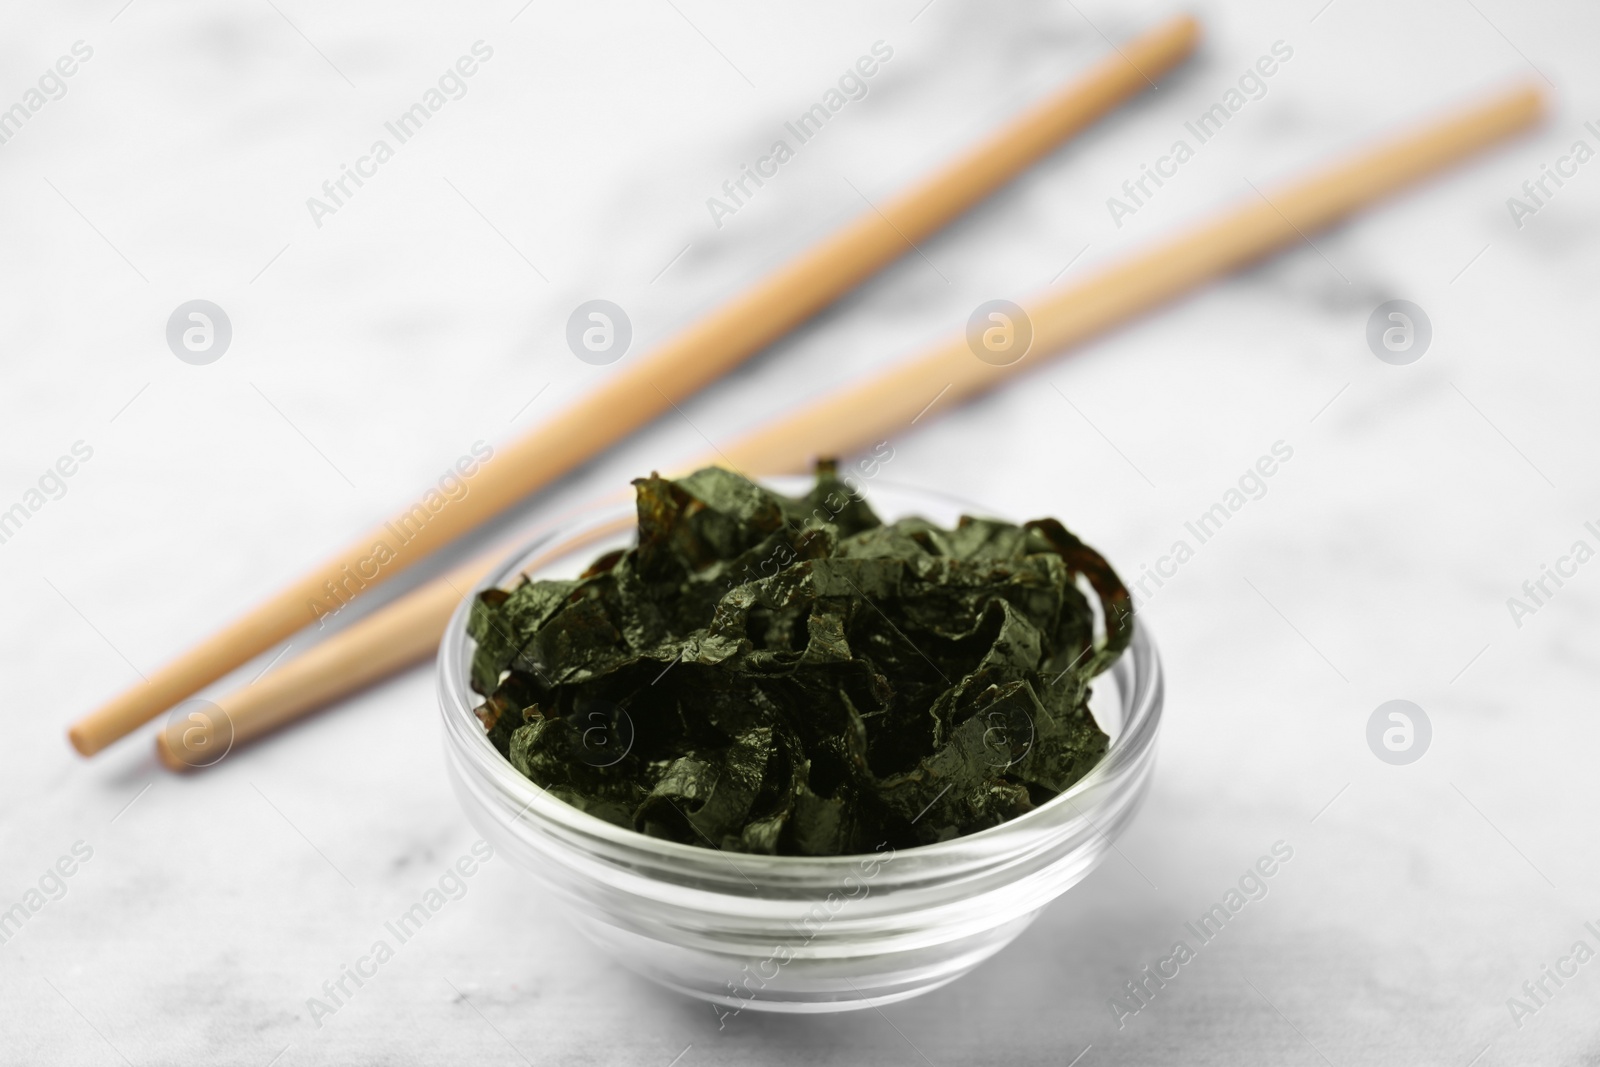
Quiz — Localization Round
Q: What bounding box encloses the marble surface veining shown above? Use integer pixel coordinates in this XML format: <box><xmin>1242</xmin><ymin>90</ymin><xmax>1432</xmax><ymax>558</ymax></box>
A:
<box><xmin>2</xmin><ymin>1</ymin><xmax>1598</xmax><ymax>1064</ymax></box>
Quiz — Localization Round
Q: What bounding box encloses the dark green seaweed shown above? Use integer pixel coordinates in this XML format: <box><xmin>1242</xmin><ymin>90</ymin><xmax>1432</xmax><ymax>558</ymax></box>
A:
<box><xmin>468</xmin><ymin>462</ymin><xmax>1131</xmax><ymax>855</ymax></box>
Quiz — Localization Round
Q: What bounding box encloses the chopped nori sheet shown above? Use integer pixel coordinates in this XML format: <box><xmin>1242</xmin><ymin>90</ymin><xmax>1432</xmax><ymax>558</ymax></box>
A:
<box><xmin>467</xmin><ymin>462</ymin><xmax>1132</xmax><ymax>855</ymax></box>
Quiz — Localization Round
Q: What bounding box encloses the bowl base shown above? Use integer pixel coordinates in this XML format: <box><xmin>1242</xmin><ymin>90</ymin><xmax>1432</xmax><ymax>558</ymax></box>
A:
<box><xmin>573</xmin><ymin>908</ymin><xmax>1042</xmax><ymax>1015</ymax></box>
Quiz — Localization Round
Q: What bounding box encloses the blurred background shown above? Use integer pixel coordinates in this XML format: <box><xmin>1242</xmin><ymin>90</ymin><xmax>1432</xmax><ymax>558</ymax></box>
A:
<box><xmin>2</xmin><ymin>1</ymin><xmax>1597</xmax><ymax>1064</ymax></box>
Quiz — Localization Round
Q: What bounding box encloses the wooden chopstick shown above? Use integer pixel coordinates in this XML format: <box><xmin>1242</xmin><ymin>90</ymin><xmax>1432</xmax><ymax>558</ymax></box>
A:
<box><xmin>156</xmin><ymin>82</ymin><xmax>1545</xmax><ymax>771</ymax></box>
<box><xmin>725</xmin><ymin>84</ymin><xmax>1545</xmax><ymax>469</ymax></box>
<box><xmin>74</xmin><ymin>13</ymin><xmax>1200</xmax><ymax>758</ymax></box>
<box><xmin>155</xmin><ymin>514</ymin><xmax>639</xmax><ymax>769</ymax></box>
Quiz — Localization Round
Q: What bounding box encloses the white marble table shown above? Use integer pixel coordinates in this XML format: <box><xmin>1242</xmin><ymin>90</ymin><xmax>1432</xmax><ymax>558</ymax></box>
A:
<box><xmin>4</xmin><ymin>0</ymin><xmax>1598</xmax><ymax>1063</ymax></box>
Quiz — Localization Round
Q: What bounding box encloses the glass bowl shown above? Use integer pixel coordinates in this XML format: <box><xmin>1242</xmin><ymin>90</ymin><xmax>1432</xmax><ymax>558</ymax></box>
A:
<box><xmin>437</xmin><ymin>478</ymin><xmax>1164</xmax><ymax>1013</ymax></box>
